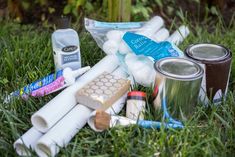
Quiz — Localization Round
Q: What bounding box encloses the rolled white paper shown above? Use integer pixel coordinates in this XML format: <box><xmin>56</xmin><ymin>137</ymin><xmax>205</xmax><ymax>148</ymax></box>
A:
<box><xmin>106</xmin><ymin>30</ymin><xmax>124</xmax><ymax>43</ymax></box>
<box><xmin>31</xmin><ymin>55</ymin><xmax>119</xmax><ymax>133</ymax></box>
<box><xmin>13</xmin><ymin>127</ymin><xmax>43</xmax><ymax>156</ymax></box>
<box><xmin>125</xmin><ymin>53</ymin><xmax>156</xmax><ymax>87</ymax></box>
<box><xmin>112</xmin><ymin>66</ymin><xmax>129</xmax><ymax>79</ymax></box>
<box><xmin>87</xmin><ymin>94</ymin><xmax>127</xmax><ymax>132</ymax></box>
<box><xmin>152</xmin><ymin>28</ymin><xmax>170</xmax><ymax>42</ymax></box>
<box><xmin>118</xmin><ymin>41</ymin><xmax>132</xmax><ymax>55</ymax></box>
<box><xmin>102</xmin><ymin>40</ymin><xmax>119</xmax><ymax>55</ymax></box>
<box><xmin>167</xmin><ymin>25</ymin><xmax>190</xmax><ymax>45</ymax></box>
<box><xmin>35</xmin><ymin>105</ymin><xmax>92</xmax><ymax>157</ymax></box>
<box><xmin>137</xmin><ymin>16</ymin><xmax>164</xmax><ymax>38</ymax></box>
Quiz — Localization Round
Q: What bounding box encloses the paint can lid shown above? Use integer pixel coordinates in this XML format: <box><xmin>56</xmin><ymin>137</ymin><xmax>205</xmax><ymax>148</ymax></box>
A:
<box><xmin>154</xmin><ymin>57</ymin><xmax>203</xmax><ymax>80</ymax></box>
<box><xmin>185</xmin><ymin>43</ymin><xmax>229</xmax><ymax>61</ymax></box>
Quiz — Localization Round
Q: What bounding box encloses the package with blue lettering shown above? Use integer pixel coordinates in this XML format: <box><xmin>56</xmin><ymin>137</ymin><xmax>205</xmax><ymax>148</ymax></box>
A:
<box><xmin>84</xmin><ymin>16</ymin><xmax>166</xmax><ymax>55</ymax></box>
<box><xmin>122</xmin><ymin>32</ymin><xmax>184</xmax><ymax>61</ymax></box>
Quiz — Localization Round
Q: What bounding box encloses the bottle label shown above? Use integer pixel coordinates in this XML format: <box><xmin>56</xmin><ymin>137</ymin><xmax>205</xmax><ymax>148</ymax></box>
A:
<box><xmin>62</xmin><ymin>45</ymin><xmax>78</xmax><ymax>53</ymax></box>
<box><xmin>122</xmin><ymin>32</ymin><xmax>184</xmax><ymax>60</ymax></box>
<box><xmin>62</xmin><ymin>48</ymin><xmax>80</xmax><ymax>64</ymax></box>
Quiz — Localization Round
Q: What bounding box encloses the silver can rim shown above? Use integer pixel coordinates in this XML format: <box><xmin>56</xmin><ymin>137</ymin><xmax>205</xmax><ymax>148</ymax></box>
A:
<box><xmin>154</xmin><ymin>57</ymin><xmax>204</xmax><ymax>81</ymax></box>
<box><xmin>185</xmin><ymin>43</ymin><xmax>230</xmax><ymax>62</ymax></box>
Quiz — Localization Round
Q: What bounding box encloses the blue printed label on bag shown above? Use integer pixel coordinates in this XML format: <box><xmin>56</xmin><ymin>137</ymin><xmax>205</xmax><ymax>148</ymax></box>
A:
<box><xmin>122</xmin><ymin>32</ymin><xmax>184</xmax><ymax>60</ymax></box>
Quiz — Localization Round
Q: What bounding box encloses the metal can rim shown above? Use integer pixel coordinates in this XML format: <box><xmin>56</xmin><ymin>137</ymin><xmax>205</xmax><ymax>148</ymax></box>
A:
<box><xmin>185</xmin><ymin>43</ymin><xmax>230</xmax><ymax>62</ymax></box>
<box><xmin>154</xmin><ymin>57</ymin><xmax>204</xmax><ymax>81</ymax></box>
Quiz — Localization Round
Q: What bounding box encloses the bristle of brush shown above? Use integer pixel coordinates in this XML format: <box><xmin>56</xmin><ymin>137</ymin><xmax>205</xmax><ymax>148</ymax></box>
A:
<box><xmin>94</xmin><ymin>110</ymin><xmax>111</xmax><ymax>130</ymax></box>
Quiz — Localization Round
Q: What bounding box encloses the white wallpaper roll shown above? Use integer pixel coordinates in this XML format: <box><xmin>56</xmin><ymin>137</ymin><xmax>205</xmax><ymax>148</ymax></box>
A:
<box><xmin>167</xmin><ymin>25</ymin><xmax>190</xmax><ymax>45</ymax></box>
<box><xmin>35</xmin><ymin>105</ymin><xmax>92</xmax><ymax>157</ymax></box>
<box><xmin>112</xmin><ymin>66</ymin><xmax>129</xmax><ymax>78</ymax></box>
<box><xmin>31</xmin><ymin>55</ymin><xmax>119</xmax><ymax>133</ymax></box>
<box><xmin>13</xmin><ymin>127</ymin><xmax>43</xmax><ymax>156</ymax></box>
<box><xmin>136</xmin><ymin>16</ymin><xmax>164</xmax><ymax>38</ymax></box>
<box><xmin>152</xmin><ymin>28</ymin><xmax>170</xmax><ymax>42</ymax></box>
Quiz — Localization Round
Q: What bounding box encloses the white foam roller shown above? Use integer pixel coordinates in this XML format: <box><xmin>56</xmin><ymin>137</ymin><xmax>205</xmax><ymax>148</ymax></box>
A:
<box><xmin>167</xmin><ymin>25</ymin><xmax>190</xmax><ymax>45</ymax></box>
<box><xmin>13</xmin><ymin>127</ymin><xmax>43</xmax><ymax>156</ymax></box>
<box><xmin>35</xmin><ymin>105</ymin><xmax>92</xmax><ymax>157</ymax></box>
<box><xmin>31</xmin><ymin>55</ymin><xmax>119</xmax><ymax>133</ymax></box>
<box><xmin>152</xmin><ymin>28</ymin><xmax>170</xmax><ymax>42</ymax></box>
<box><xmin>102</xmin><ymin>40</ymin><xmax>119</xmax><ymax>55</ymax></box>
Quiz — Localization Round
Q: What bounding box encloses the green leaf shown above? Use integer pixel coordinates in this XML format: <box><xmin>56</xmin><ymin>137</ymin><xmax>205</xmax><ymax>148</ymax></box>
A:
<box><xmin>63</xmin><ymin>4</ymin><xmax>72</xmax><ymax>15</ymax></box>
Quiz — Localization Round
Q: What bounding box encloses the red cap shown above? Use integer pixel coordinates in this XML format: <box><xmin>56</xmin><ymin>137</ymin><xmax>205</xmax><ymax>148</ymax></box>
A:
<box><xmin>128</xmin><ymin>91</ymin><xmax>146</xmax><ymax>98</ymax></box>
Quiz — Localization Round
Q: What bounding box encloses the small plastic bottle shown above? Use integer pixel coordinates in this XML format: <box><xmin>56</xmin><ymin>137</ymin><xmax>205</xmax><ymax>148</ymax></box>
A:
<box><xmin>126</xmin><ymin>91</ymin><xmax>146</xmax><ymax>120</ymax></box>
<box><xmin>52</xmin><ymin>17</ymin><xmax>81</xmax><ymax>70</ymax></box>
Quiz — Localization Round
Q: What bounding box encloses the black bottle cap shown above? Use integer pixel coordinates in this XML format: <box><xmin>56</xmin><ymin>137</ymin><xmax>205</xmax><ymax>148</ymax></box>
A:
<box><xmin>56</xmin><ymin>17</ymin><xmax>71</xmax><ymax>29</ymax></box>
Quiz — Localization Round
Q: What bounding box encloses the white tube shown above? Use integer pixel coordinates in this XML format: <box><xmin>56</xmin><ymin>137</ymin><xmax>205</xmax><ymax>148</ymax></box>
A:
<box><xmin>35</xmin><ymin>105</ymin><xmax>92</xmax><ymax>157</ymax></box>
<box><xmin>136</xmin><ymin>16</ymin><xmax>164</xmax><ymax>38</ymax></box>
<box><xmin>152</xmin><ymin>28</ymin><xmax>170</xmax><ymax>42</ymax></box>
<box><xmin>13</xmin><ymin>127</ymin><xmax>43</xmax><ymax>156</ymax></box>
<box><xmin>112</xmin><ymin>66</ymin><xmax>129</xmax><ymax>78</ymax></box>
<box><xmin>87</xmin><ymin>94</ymin><xmax>127</xmax><ymax>132</ymax></box>
<box><xmin>167</xmin><ymin>25</ymin><xmax>190</xmax><ymax>46</ymax></box>
<box><xmin>31</xmin><ymin>55</ymin><xmax>119</xmax><ymax>133</ymax></box>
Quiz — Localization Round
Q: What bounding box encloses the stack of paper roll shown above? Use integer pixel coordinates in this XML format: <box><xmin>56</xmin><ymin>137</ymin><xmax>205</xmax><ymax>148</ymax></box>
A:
<box><xmin>13</xmin><ymin>55</ymin><xmax>130</xmax><ymax>157</ymax></box>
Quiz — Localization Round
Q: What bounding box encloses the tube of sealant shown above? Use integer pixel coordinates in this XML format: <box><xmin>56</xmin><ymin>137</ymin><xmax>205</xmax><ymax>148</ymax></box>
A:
<box><xmin>5</xmin><ymin>66</ymin><xmax>90</xmax><ymax>102</ymax></box>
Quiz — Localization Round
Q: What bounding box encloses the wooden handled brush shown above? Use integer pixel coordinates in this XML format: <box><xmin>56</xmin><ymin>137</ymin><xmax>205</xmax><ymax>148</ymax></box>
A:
<box><xmin>94</xmin><ymin>110</ymin><xmax>111</xmax><ymax>130</ymax></box>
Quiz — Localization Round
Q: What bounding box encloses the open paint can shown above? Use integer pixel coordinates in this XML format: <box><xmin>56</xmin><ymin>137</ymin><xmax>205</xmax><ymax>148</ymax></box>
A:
<box><xmin>185</xmin><ymin>43</ymin><xmax>232</xmax><ymax>104</ymax></box>
<box><xmin>153</xmin><ymin>58</ymin><xmax>203</xmax><ymax>121</ymax></box>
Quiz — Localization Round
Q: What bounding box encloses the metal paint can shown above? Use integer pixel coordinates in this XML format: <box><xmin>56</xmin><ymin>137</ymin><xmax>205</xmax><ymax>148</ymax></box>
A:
<box><xmin>153</xmin><ymin>58</ymin><xmax>204</xmax><ymax>121</ymax></box>
<box><xmin>185</xmin><ymin>43</ymin><xmax>232</xmax><ymax>104</ymax></box>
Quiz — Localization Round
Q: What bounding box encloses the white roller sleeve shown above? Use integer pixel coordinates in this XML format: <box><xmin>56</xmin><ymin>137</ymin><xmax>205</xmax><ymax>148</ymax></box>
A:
<box><xmin>31</xmin><ymin>55</ymin><xmax>119</xmax><ymax>133</ymax></box>
<box><xmin>35</xmin><ymin>105</ymin><xmax>92</xmax><ymax>157</ymax></box>
<box><xmin>167</xmin><ymin>25</ymin><xmax>190</xmax><ymax>45</ymax></box>
<box><xmin>152</xmin><ymin>28</ymin><xmax>170</xmax><ymax>42</ymax></box>
<box><xmin>13</xmin><ymin>127</ymin><xmax>43</xmax><ymax>156</ymax></box>
<box><xmin>87</xmin><ymin>94</ymin><xmax>127</xmax><ymax>132</ymax></box>
<box><xmin>136</xmin><ymin>16</ymin><xmax>164</xmax><ymax>38</ymax></box>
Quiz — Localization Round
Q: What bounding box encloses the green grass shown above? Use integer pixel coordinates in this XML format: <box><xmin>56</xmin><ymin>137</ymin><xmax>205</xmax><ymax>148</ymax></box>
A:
<box><xmin>0</xmin><ymin>17</ymin><xmax>235</xmax><ymax>157</ymax></box>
